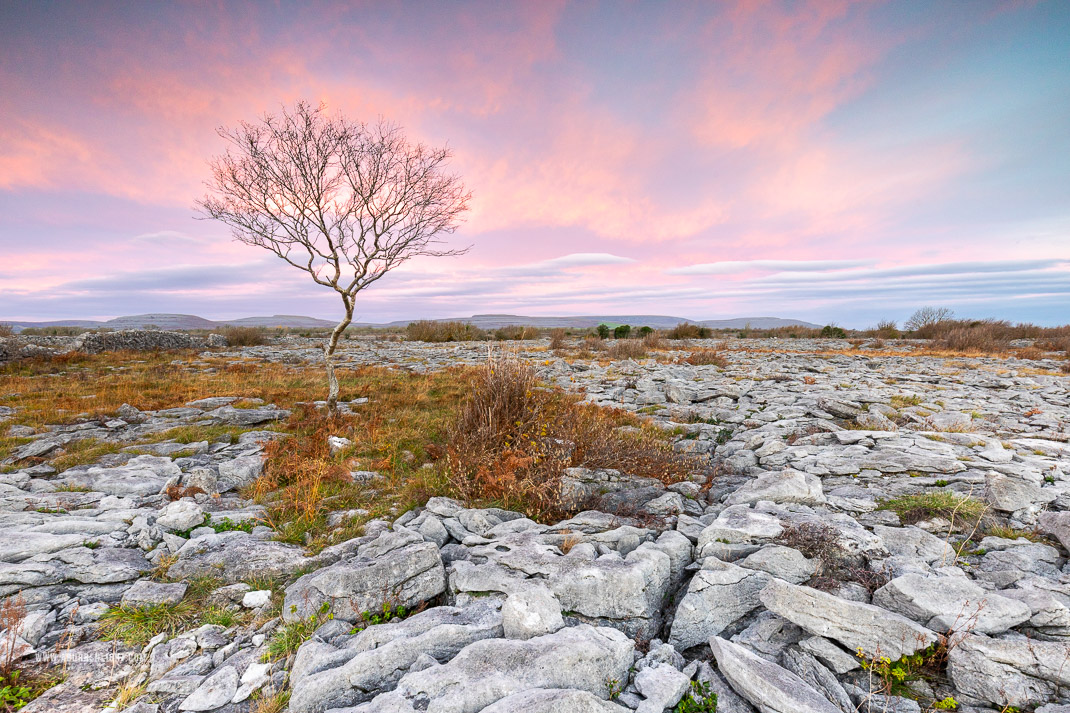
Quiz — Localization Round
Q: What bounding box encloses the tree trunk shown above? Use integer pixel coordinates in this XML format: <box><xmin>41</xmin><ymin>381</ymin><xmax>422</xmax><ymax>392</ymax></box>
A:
<box><xmin>324</xmin><ymin>294</ymin><xmax>354</xmax><ymax>415</ymax></box>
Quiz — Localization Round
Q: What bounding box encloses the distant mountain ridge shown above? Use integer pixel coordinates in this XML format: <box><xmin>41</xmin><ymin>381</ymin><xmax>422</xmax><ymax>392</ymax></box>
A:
<box><xmin>6</xmin><ymin>313</ymin><xmax>337</xmax><ymax>331</ymax></box>
<box><xmin>5</xmin><ymin>312</ymin><xmax>821</xmax><ymax>332</ymax></box>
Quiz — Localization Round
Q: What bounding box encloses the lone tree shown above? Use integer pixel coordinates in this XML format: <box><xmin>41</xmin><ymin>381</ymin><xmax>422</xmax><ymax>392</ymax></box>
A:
<box><xmin>197</xmin><ymin>102</ymin><xmax>471</xmax><ymax>413</ymax></box>
<box><xmin>905</xmin><ymin>306</ymin><xmax>954</xmax><ymax>332</ymax></box>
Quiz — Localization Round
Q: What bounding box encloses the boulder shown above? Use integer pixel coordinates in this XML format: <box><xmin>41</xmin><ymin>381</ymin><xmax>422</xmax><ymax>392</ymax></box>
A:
<box><xmin>948</xmin><ymin>633</ymin><xmax>1070</xmax><ymax>707</ymax></box>
<box><xmin>709</xmin><ymin>636</ymin><xmax>842</xmax><ymax>713</ymax></box>
<box><xmin>480</xmin><ymin>688</ymin><xmax>631</xmax><ymax>712</ymax></box>
<box><xmin>168</xmin><ymin>531</ymin><xmax>306</xmax><ymax>583</ymax></box>
<box><xmin>696</xmin><ymin>505</ymin><xmax>783</xmax><ymax>551</ymax></box>
<box><xmin>502</xmin><ymin>587</ymin><xmax>565</xmax><ymax>640</ymax></box>
<box><xmin>216</xmin><ymin>455</ymin><xmax>264</xmax><ymax>493</ymax></box>
<box><xmin>759</xmin><ymin>578</ymin><xmax>937</xmax><ymax>660</ymax></box>
<box><xmin>351</xmin><ymin>625</ymin><xmax>634</xmax><ymax>713</ymax></box>
<box><xmin>725</xmin><ymin>469</ymin><xmax>825</xmax><ymax>507</ymax></box>
<box><xmin>156</xmin><ymin>500</ymin><xmax>205</xmax><ymax>532</ymax></box>
<box><xmin>450</xmin><ymin>531</ymin><xmax>678</xmax><ymax>639</ymax></box>
<box><xmin>873</xmin><ymin>573</ymin><xmax>1031</xmax><ymax>634</ymax></box>
<box><xmin>284</xmin><ymin>535</ymin><xmax>445</xmax><ymax>623</ymax></box>
<box><xmin>289</xmin><ymin>601</ymin><xmax>503</xmax><ymax>713</ymax></box>
<box><xmin>122</xmin><ymin>580</ymin><xmax>188</xmax><ymax>607</ymax></box>
<box><xmin>669</xmin><ymin>558</ymin><xmax>769</xmax><ymax>650</ymax></box>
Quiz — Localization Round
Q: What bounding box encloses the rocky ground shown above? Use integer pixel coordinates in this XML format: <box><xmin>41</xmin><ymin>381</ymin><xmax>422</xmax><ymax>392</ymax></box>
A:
<box><xmin>2</xmin><ymin>332</ymin><xmax>1070</xmax><ymax>712</ymax></box>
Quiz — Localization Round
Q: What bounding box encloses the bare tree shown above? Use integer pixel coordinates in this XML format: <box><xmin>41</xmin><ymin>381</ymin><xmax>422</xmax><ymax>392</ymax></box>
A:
<box><xmin>905</xmin><ymin>306</ymin><xmax>954</xmax><ymax>332</ymax></box>
<box><xmin>197</xmin><ymin>102</ymin><xmax>471</xmax><ymax>413</ymax></box>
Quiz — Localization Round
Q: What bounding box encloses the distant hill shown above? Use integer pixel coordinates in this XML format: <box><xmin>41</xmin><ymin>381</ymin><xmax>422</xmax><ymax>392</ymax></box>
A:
<box><xmin>5</xmin><ymin>312</ymin><xmax>820</xmax><ymax>332</ymax></box>
<box><xmin>6</xmin><ymin>313</ymin><xmax>337</xmax><ymax>332</ymax></box>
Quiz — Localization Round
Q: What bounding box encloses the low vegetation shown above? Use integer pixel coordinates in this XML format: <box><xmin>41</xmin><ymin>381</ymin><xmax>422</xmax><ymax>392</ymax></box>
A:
<box><xmin>857</xmin><ymin>643</ymin><xmax>952</xmax><ymax>707</ymax></box>
<box><xmin>219</xmin><ymin>326</ymin><xmax>269</xmax><ymax>346</ymax></box>
<box><xmin>0</xmin><ymin>595</ymin><xmax>59</xmax><ymax>710</ymax></box>
<box><xmin>877</xmin><ymin>492</ymin><xmax>986</xmax><ymax>530</ymax></box>
<box><xmin>775</xmin><ymin>522</ymin><xmax>889</xmax><ymax>593</ymax></box>
<box><xmin>607</xmin><ymin>340</ymin><xmax>647</xmax><ymax>360</ymax></box>
<box><xmin>673</xmin><ymin>680</ymin><xmax>718</xmax><ymax>712</ymax></box>
<box><xmin>666</xmin><ymin>323</ymin><xmax>713</xmax><ymax>339</ymax></box>
<box><xmin>682</xmin><ymin>348</ymin><xmax>727</xmax><ymax>367</ymax></box>
<box><xmin>265</xmin><ymin>602</ymin><xmax>333</xmax><ymax>661</ymax></box>
<box><xmin>444</xmin><ymin>353</ymin><xmax>698</xmax><ymax>520</ymax></box>
<box><xmin>405</xmin><ymin>320</ymin><xmax>486</xmax><ymax>342</ymax></box>
<box><xmin>97</xmin><ymin>577</ymin><xmax>243</xmax><ymax>645</ymax></box>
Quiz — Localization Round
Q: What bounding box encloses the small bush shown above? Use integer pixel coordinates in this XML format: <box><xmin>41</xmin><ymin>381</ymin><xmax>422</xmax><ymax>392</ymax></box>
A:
<box><xmin>612</xmin><ymin>325</ymin><xmax>631</xmax><ymax>339</ymax></box>
<box><xmin>608</xmin><ymin>340</ymin><xmax>646</xmax><ymax>360</ymax></box>
<box><xmin>775</xmin><ymin>522</ymin><xmax>888</xmax><ymax>593</ymax></box>
<box><xmin>637</xmin><ymin>326</ymin><xmax>654</xmax><ymax>337</ymax></box>
<box><xmin>641</xmin><ymin>334</ymin><xmax>666</xmax><ymax>351</ymax></box>
<box><xmin>405</xmin><ymin>320</ymin><xmax>486</xmax><ymax>342</ymax></box>
<box><xmin>683</xmin><ymin>348</ymin><xmax>727</xmax><ymax>367</ymax></box>
<box><xmin>596</xmin><ymin>324</ymin><xmax>611</xmax><ymax>339</ymax></box>
<box><xmin>874</xmin><ymin>319</ymin><xmax>899</xmax><ymax>339</ymax></box>
<box><xmin>0</xmin><ymin>324</ymin><xmax>12</xmax><ymax>337</ymax></box>
<box><xmin>549</xmin><ymin>328</ymin><xmax>567</xmax><ymax>350</ymax></box>
<box><xmin>820</xmin><ymin>325</ymin><xmax>847</xmax><ymax>339</ymax></box>
<box><xmin>666</xmin><ymin>323</ymin><xmax>712</xmax><ymax>339</ymax></box>
<box><xmin>220</xmin><ymin>326</ymin><xmax>268</xmax><ymax>346</ymax></box>
<box><xmin>582</xmin><ymin>335</ymin><xmax>605</xmax><ymax>352</ymax></box>
<box><xmin>493</xmin><ymin>325</ymin><xmax>539</xmax><ymax>341</ymax></box>
<box><xmin>673</xmin><ymin>680</ymin><xmax>718</xmax><ymax>712</ymax></box>
<box><xmin>445</xmin><ymin>353</ymin><xmax>697</xmax><ymax>519</ymax></box>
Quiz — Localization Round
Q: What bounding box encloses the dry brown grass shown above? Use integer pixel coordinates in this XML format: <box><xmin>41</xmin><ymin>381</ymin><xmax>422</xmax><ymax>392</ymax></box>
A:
<box><xmin>219</xmin><ymin>326</ymin><xmax>268</xmax><ymax>346</ymax></box>
<box><xmin>405</xmin><ymin>320</ymin><xmax>486</xmax><ymax>342</ymax></box>
<box><xmin>559</xmin><ymin>533</ymin><xmax>582</xmax><ymax>554</ymax></box>
<box><xmin>582</xmin><ymin>335</ymin><xmax>606</xmax><ymax>352</ymax></box>
<box><xmin>444</xmin><ymin>353</ymin><xmax>697</xmax><ymax>520</ymax></box>
<box><xmin>0</xmin><ymin>324</ymin><xmax>13</xmax><ymax>338</ymax></box>
<box><xmin>641</xmin><ymin>333</ymin><xmax>667</xmax><ymax>351</ymax></box>
<box><xmin>0</xmin><ymin>593</ymin><xmax>26</xmax><ymax>675</ymax></box>
<box><xmin>248</xmin><ymin>367</ymin><xmax>473</xmax><ymax>546</ymax></box>
<box><xmin>607</xmin><ymin>339</ymin><xmax>647</xmax><ymax>360</ymax></box>
<box><xmin>682</xmin><ymin>348</ymin><xmax>727</xmax><ymax>367</ymax></box>
<box><xmin>549</xmin><ymin>328</ymin><xmax>567</xmax><ymax>351</ymax></box>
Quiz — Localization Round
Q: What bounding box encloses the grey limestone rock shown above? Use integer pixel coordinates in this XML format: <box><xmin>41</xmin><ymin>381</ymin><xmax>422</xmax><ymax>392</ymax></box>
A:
<box><xmin>709</xmin><ymin>636</ymin><xmax>842</xmax><ymax>713</ymax></box>
<box><xmin>759</xmin><ymin>578</ymin><xmax>938</xmax><ymax>660</ymax></box>
<box><xmin>948</xmin><ymin>633</ymin><xmax>1070</xmax><ymax>707</ymax></box>
<box><xmin>351</xmin><ymin>624</ymin><xmax>634</xmax><ymax>713</ymax></box>
<box><xmin>284</xmin><ymin>536</ymin><xmax>445</xmax><ymax>623</ymax></box>
<box><xmin>669</xmin><ymin>557</ymin><xmax>770</xmax><ymax>650</ymax></box>
<box><xmin>725</xmin><ymin>469</ymin><xmax>826</xmax><ymax>507</ymax></box>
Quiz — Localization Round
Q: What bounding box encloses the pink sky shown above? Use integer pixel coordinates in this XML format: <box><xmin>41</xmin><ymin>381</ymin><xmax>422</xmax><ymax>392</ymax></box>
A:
<box><xmin>1</xmin><ymin>1</ymin><xmax>1068</xmax><ymax>326</ymax></box>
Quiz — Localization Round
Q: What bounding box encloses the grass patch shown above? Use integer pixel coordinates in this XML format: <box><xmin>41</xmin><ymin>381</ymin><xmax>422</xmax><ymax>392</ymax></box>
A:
<box><xmin>890</xmin><ymin>394</ymin><xmax>923</xmax><ymax>408</ymax></box>
<box><xmin>250</xmin><ymin>366</ymin><xmax>473</xmax><ymax>549</ymax></box>
<box><xmin>983</xmin><ymin>524</ymin><xmax>1047</xmax><ymax>543</ymax></box>
<box><xmin>49</xmin><ymin>438</ymin><xmax>124</xmax><ymax>472</ymax></box>
<box><xmin>264</xmin><ymin>602</ymin><xmax>332</xmax><ymax>661</ymax></box>
<box><xmin>877</xmin><ymin>492</ymin><xmax>986</xmax><ymax>529</ymax></box>
<box><xmin>97</xmin><ymin>576</ymin><xmax>240</xmax><ymax>645</ymax></box>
